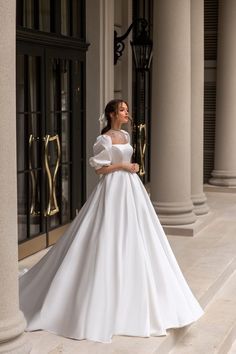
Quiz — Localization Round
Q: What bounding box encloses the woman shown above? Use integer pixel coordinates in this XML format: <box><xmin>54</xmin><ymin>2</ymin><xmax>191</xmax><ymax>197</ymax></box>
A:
<box><xmin>19</xmin><ymin>99</ymin><xmax>203</xmax><ymax>343</ymax></box>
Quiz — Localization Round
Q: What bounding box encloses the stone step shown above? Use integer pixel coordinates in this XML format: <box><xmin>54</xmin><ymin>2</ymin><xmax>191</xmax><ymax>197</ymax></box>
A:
<box><xmin>204</xmin><ymin>184</ymin><xmax>236</xmax><ymax>194</ymax></box>
<box><xmin>169</xmin><ymin>271</ymin><xmax>236</xmax><ymax>354</ymax></box>
<box><xmin>168</xmin><ymin>218</ymin><xmax>236</xmax><ymax>309</ymax></box>
<box><xmin>164</xmin><ymin>211</ymin><xmax>216</xmax><ymax>237</ymax></box>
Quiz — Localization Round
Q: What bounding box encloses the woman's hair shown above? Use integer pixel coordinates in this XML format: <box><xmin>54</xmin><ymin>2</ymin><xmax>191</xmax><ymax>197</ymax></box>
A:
<box><xmin>101</xmin><ymin>99</ymin><xmax>129</xmax><ymax>134</ymax></box>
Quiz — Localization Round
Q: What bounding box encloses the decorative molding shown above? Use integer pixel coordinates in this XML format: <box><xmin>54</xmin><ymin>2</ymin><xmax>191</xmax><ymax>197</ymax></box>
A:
<box><xmin>16</xmin><ymin>27</ymin><xmax>89</xmax><ymax>52</ymax></box>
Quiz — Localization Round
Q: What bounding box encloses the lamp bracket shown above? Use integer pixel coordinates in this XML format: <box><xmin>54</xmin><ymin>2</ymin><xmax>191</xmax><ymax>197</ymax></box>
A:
<box><xmin>114</xmin><ymin>18</ymin><xmax>148</xmax><ymax>65</ymax></box>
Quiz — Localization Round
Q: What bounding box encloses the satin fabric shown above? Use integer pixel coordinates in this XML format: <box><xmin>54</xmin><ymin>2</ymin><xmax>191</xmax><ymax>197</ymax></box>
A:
<box><xmin>19</xmin><ymin>134</ymin><xmax>203</xmax><ymax>343</ymax></box>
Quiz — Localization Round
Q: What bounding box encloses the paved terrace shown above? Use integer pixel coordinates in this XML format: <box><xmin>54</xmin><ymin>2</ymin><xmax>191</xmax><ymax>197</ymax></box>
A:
<box><xmin>19</xmin><ymin>190</ymin><xmax>236</xmax><ymax>354</ymax></box>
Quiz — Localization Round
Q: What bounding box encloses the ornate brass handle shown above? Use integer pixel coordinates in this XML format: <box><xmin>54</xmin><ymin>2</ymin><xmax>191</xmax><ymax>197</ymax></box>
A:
<box><xmin>44</xmin><ymin>134</ymin><xmax>61</xmax><ymax>216</ymax></box>
<box><xmin>29</xmin><ymin>134</ymin><xmax>40</xmax><ymax>215</ymax></box>
<box><xmin>138</xmin><ymin>123</ymin><xmax>146</xmax><ymax>176</ymax></box>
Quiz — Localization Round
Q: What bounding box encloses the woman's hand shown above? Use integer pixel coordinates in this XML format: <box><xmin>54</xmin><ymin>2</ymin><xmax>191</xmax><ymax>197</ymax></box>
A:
<box><xmin>122</xmin><ymin>163</ymin><xmax>139</xmax><ymax>173</ymax></box>
<box><xmin>96</xmin><ymin>162</ymin><xmax>139</xmax><ymax>175</ymax></box>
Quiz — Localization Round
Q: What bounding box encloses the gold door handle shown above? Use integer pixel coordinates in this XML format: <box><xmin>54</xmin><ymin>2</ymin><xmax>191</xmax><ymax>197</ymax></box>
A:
<box><xmin>138</xmin><ymin>123</ymin><xmax>147</xmax><ymax>176</ymax></box>
<box><xmin>44</xmin><ymin>134</ymin><xmax>61</xmax><ymax>216</ymax></box>
<box><xmin>29</xmin><ymin>134</ymin><xmax>40</xmax><ymax>215</ymax></box>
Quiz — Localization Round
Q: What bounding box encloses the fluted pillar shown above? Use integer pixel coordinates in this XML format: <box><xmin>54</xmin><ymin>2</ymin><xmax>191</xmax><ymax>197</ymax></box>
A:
<box><xmin>151</xmin><ymin>0</ymin><xmax>196</xmax><ymax>225</ymax></box>
<box><xmin>191</xmin><ymin>0</ymin><xmax>209</xmax><ymax>215</ymax></box>
<box><xmin>210</xmin><ymin>0</ymin><xmax>236</xmax><ymax>186</ymax></box>
<box><xmin>0</xmin><ymin>1</ymin><xmax>30</xmax><ymax>353</ymax></box>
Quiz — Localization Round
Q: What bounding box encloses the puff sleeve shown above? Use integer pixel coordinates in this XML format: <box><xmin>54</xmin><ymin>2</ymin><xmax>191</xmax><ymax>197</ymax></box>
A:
<box><xmin>89</xmin><ymin>135</ymin><xmax>112</xmax><ymax>170</ymax></box>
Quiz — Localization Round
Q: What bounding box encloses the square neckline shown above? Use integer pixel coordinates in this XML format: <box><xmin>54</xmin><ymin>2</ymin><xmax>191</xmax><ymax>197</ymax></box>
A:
<box><xmin>103</xmin><ymin>133</ymin><xmax>129</xmax><ymax>146</ymax></box>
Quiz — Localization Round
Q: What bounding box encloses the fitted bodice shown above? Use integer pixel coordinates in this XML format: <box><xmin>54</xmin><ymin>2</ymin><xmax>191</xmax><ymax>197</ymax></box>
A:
<box><xmin>111</xmin><ymin>143</ymin><xmax>133</xmax><ymax>164</ymax></box>
<box><xmin>89</xmin><ymin>134</ymin><xmax>133</xmax><ymax>170</ymax></box>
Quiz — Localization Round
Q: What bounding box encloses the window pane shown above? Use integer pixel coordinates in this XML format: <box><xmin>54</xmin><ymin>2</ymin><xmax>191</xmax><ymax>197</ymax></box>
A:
<box><xmin>61</xmin><ymin>0</ymin><xmax>69</xmax><ymax>36</ymax></box>
<box><xmin>23</xmin><ymin>0</ymin><xmax>34</xmax><ymax>29</ymax></box>
<box><xmin>61</xmin><ymin>113</ymin><xmax>70</xmax><ymax>162</ymax></box>
<box><xmin>39</xmin><ymin>0</ymin><xmax>51</xmax><ymax>32</ymax></box>
<box><xmin>61</xmin><ymin>59</ymin><xmax>70</xmax><ymax>112</ymax></box>
<box><xmin>49</xmin><ymin>59</ymin><xmax>60</xmax><ymax>113</ymax></box>
<box><xmin>49</xmin><ymin>214</ymin><xmax>60</xmax><ymax>229</ymax></box>
<box><xmin>72</xmin><ymin>0</ymin><xmax>85</xmax><ymax>38</ymax></box>
<box><xmin>61</xmin><ymin>165</ymin><xmax>71</xmax><ymax>223</ymax></box>
<box><xmin>17</xmin><ymin>0</ymin><xmax>85</xmax><ymax>38</ymax></box>
<box><xmin>17</xmin><ymin>173</ymin><xmax>28</xmax><ymax>242</ymax></box>
<box><xmin>16</xmin><ymin>0</ymin><xmax>24</xmax><ymax>26</ymax></box>
<box><xmin>16</xmin><ymin>55</ymin><xmax>25</xmax><ymax>113</ymax></box>
<box><xmin>17</xmin><ymin>115</ymin><xmax>27</xmax><ymax>171</ymax></box>
<box><xmin>28</xmin><ymin>56</ymin><xmax>41</xmax><ymax>113</ymax></box>
<box><xmin>29</xmin><ymin>170</ymin><xmax>42</xmax><ymax>236</ymax></box>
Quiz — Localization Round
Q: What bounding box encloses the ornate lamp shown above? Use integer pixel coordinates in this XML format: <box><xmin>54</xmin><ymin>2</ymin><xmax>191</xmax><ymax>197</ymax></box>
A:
<box><xmin>114</xmin><ymin>18</ymin><xmax>152</xmax><ymax>182</ymax></box>
<box><xmin>114</xmin><ymin>18</ymin><xmax>153</xmax><ymax>71</ymax></box>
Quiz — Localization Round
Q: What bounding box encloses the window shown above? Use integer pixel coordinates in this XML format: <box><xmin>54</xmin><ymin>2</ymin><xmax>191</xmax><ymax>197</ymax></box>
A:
<box><xmin>16</xmin><ymin>0</ymin><xmax>85</xmax><ymax>38</ymax></box>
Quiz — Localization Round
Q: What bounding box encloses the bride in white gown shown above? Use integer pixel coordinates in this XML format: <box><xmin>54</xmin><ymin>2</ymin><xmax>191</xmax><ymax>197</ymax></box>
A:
<box><xmin>19</xmin><ymin>99</ymin><xmax>203</xmax><ymax>343</ymax></box>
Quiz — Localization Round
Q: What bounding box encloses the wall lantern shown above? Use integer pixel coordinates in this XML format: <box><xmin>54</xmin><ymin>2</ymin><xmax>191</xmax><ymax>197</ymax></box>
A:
<box><xmin>114</xmin><ymin>18</ymin><xmax>153</xmax><ymax>71</ymax></box>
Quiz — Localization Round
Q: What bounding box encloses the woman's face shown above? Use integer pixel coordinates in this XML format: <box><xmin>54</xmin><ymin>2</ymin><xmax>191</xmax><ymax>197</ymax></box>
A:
<box><xmin>114</xmin><ymin>102</ymin><xmax>129</xmax><ymax>125</ymax></box>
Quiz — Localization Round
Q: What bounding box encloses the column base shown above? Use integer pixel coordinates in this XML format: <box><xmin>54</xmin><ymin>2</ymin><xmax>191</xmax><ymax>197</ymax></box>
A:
<box><xmin>0</xmin><ymin>312</ymin><xmax>31</xmax><ymax>353</ymax></box>
<box><xmin>204</xmin><ymin>183</ymin><xmax>236</xmax><ymax>193</ymax></box>
<box><xmin>0</xmin><ymin>333</ymin><xmax>31</xmax><ymax>354</ymax></box>
<box><xmin>163</xmin><ymin>210</ymin><xmax>216</xmax><ymax>236</ymax></box>
<box><xmin>0</xmin><ymin>311</ymin><xmax>26</xmax><ymax>343</ymax></box>
<box><xmin>209</xmin><ymin>170</ymin><xmax>236</xmax><ymax>186</ymax></box>
<box><xmin>152</xmin><ymin>200</ymin><xmax>197</xmax><ymax>225</ymax></box>
<box><xmin>191</xmin><ymin>192</ymin><xmax>209</xmax><ymax>215</ymax></box>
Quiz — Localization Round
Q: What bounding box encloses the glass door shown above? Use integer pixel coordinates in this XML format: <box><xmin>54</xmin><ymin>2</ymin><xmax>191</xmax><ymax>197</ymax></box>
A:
<box><xmin>17</xmin><ymin>44</ymin><xmax>85</xmax><ymax>259</ymax></box>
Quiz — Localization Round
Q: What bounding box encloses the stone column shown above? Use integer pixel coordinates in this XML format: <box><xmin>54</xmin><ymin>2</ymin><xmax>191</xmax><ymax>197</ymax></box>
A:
<box><xmin>210</xmin><ymin>0</ymin><xmax>236</xmax><ymax>186</ymax></box>
<box><xmin>191</xmin><ymin>0</ymin><xmax>209</xmax><ymax>215</ymax></box>
<box><xmin>0</xmin><ymin>1</ymin><xmax>30</xmax><ymax>353</ymax></box>
<box><xmin>86</xmin><ymin>0</ymin><xmax>114</xmax><ymax>196</ymax></box>
<box><xmin>151</xmin><ymin>0</ymin><xmax>196</xmax><ymax>225</ymax></box>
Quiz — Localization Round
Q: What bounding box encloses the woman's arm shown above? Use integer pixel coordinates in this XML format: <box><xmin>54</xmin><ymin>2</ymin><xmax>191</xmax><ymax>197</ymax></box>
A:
<box><xmin>96</xmin><ymin>162</ymin><xmax>139</xmax><ymax>175</ymax></box>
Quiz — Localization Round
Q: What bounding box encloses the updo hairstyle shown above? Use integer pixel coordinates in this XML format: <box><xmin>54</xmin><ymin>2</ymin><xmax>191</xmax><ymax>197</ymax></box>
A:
<box><xmin>101</xmin><ymin>99</ymin><xmax>129</xmax><ymax>134</ymax></box>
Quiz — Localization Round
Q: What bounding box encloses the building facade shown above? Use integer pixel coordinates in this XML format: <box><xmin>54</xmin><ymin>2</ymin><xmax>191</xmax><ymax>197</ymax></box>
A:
<box><xmin>0</xmin><ymin>0</ymin><xmax>235</xmax><ymax>352</ymax></box>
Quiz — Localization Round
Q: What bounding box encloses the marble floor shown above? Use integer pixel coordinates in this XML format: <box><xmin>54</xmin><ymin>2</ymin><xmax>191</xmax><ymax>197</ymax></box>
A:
<box><xmin>229</xmin><ymin>340</ymin><xmax>236</xmax><ymax>354</ymax></box>
<box><xmin>19</xmin><ymin>191</ymin><xmax>236</xmax><ymax>354</ymax></box>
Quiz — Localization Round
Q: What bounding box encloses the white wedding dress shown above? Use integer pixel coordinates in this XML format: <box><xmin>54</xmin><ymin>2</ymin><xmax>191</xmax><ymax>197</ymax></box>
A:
<box><xmin>19</xmin><ymin>131</ymin><xmax>203</xmax><ymax>343</ymax></box>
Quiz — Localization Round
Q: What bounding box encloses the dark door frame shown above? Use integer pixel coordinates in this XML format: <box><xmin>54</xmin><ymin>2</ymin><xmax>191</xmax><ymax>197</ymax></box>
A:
<box><xmin>16</xmin><ymin>31</ymin><xmax>87</xmax><ymax>259</ymax></box>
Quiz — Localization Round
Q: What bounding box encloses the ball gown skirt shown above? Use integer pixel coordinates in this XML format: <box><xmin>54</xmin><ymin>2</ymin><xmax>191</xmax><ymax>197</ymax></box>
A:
<box><xmin>19</xmin><ymin>133</ymin><xmax>203</xmax><ymax>343</ymax></box>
